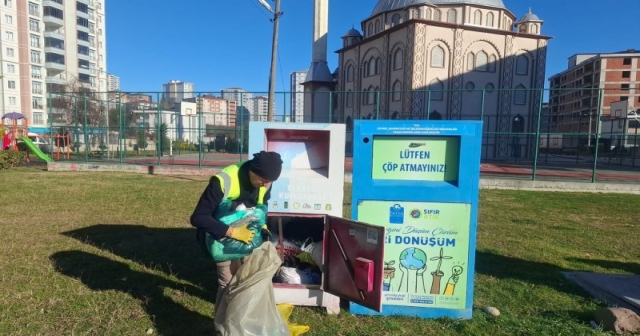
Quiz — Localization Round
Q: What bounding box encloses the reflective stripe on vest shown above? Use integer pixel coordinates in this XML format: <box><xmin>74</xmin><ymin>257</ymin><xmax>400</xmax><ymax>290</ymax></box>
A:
<box><xmin>214</xmin><ymin>162</ymin><xmax>267</xmax><ymax>205</ymax></box>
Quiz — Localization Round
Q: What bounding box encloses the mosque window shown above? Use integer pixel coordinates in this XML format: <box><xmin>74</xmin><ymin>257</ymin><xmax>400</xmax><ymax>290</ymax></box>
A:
<box><xmin>475</xmin><ymin>51</ymin><xmax>488</xmax><ymax>72</ymax></box>
<box><xmin>486</xmin><ymin>12</ymin><xmax>494</xmax><ymax>27</ymax></box>
<box><xmin>474</xmin><ymin>10</ymin><xmax>482</xmax><ymax>25</ymax></box>
<box><xmin>363</xmin><ymin>61</ymin><xmax>368</xmax><ymax>77</ymax></box>
<box><xmin>391</xmin><ymin>14</ymin><xmax>401</xmax><ymax>27</ymax></box>
<box><xmin>375</xmin><ymin>19</ymin><xmax>381</xmax><ymax>33</ymax></box>
<box><xmin>346</xmin><ymin>65</ymin><xmax>354</xmax><ymax>82</ymax></box>
<box><xmin>429</xmin><ymin>111</ymin><xmax>442</xmax><ymax>120</ymax></box>
<box><xmin>367</xmin><ymin>85</ymin><xmax>375</xmax><ymax>105</ymax></box>
<box><xmin>368</xmin><ymin>22</ymin><xmax>374</xmax><ymax>36</ymax></box>
<box><xmin>485</xmin><ymin>83</ymin><xmax>495</xmax><ymax>93</ymax></box>
<box><xmin>430</xmin><ymin>46</ymin><xmax>445</xmax><ymax>68</ymax></box>
<box><xmin>513</xmin><ymin>84</ymin><xmax>527</xmax><ymax>105</ymax></box>
<box><xmin>429</xmin><ymin>79</ymin><xmax>444</xmax><ymax>101</ymax></box>
<box><xmin>467</xmin><ymin>52</ymin><xmax>475</xmax><ymax>71</ymax></box>
<box><xmin>531</xmin><ymin>25</ymin><xmax>538</xmax><ymax>34</ymax></box>
<box><xmin>392</xmin><ymin>81</ymin><xmax>402</xmax><ymax>101</ymax></box>
<box><xmin>433</xmin><ymin>9</ymin><xmax>441</xmax><ymax>21</ymax></box>
<box><xmin>489</xmin><ymin>55</ymin><xmax>497</xmax><ymax>72</ymax></box>
<box><xmin>519</xmin><ymin>25</ymin><xmax>526</xmax><ymax>33</ymax></box>
<box><xmin>425</xmin><ymin>8</ymin><xmax>432</xmax><ymax>20</ymax></box>
<box><xmin>346</xmin><ymin>91</ymin><xmax>353</xmax><ymax>107</ymax></box>
<box><xmin>516</xmin><ymin>55</ymin><xmax>529</xmax><ymax>75</ymax></box>
<box><xmin>465</xmin><ymin>81</ymin><xmax>475</xmax><ymax>92</ymax></box>
<box><xmin>346</xmin><ymin>116</ymin><xmax>353</xmax><ymax>131</ymax></box>
<box><xmin>393</xmin><ymin>49</ymin><xmax>403</xmax><ymax>70</ymax></box>
<box><xmin>447</xmin><ymin>9</ymin><xmax>457</xmax><ymax>23</ymax></box>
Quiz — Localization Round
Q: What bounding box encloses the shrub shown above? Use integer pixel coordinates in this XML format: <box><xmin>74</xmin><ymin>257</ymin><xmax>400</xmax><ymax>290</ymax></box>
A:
<box><xmin>0</xmin><ymin>151</ymin><xmax>27</xmax><ymax>170</ymax></box>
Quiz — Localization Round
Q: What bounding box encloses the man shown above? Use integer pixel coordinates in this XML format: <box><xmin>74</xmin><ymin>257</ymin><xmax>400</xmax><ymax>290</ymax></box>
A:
<box><xmin>190</xmin><ymin>150</ymin><xmax>283</xmax><ymax>309</ymax></box>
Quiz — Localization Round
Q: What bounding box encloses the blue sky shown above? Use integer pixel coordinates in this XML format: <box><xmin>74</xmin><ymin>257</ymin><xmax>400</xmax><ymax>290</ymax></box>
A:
<box><xmin>106</xmin><ymin>0</ymin><xmax>639</xmax><ymax>95</ymax></box>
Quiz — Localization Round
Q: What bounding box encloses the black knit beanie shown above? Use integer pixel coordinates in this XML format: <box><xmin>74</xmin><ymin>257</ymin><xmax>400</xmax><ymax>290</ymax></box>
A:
<box><xmin>249</xmin><ymin>151</ymin><xmax>283</xmax><ymax>181</ymax></box>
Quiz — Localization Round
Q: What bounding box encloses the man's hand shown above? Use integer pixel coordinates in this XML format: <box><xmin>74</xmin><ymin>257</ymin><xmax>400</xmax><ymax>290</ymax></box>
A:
<box><xmin>227</xmin><ymin>222</ymin><xmax>255</xmax><ymax>244</ymax></box>
<box><xmin>261</xmin><ymin>224</ymin><xmax>272</xmax><ymax>242</ymax></box>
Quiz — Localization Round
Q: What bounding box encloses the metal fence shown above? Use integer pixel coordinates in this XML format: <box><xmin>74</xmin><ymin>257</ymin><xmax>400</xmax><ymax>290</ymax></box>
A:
<box><xmin>38</xmin><ymin>88</ymin><xmax>640</xmax><ymax>183</ymax></box>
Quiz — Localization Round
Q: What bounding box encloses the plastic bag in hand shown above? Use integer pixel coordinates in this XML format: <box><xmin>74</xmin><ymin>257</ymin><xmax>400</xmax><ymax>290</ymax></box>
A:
<box><xmin>214</xmin><ymin>242</ymin><xmax>291</xmax><ymax>336</ymax></box>
<box><xmin>205</xmin><ymin>199</ymin><xmax>268</xmax><ymax>262</ymax></box>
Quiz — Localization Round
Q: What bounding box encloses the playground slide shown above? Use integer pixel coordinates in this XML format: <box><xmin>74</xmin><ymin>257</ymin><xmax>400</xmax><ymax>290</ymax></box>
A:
<box><xmin>17</xmin><ymin>136</ymin><xmax>52</xmax><ymax>163</ymax></box>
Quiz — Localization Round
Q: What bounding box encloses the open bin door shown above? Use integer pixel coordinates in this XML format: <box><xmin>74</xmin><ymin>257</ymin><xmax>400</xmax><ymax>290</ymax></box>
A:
<box><xmin>323</xmin><ymin>216</ymin><xmax>385</xmax><ymax>312</ymax></box>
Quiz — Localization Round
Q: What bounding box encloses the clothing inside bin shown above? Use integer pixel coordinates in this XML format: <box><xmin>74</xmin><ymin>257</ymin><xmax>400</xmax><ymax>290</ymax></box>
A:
<box><xmin>268</xmin><ymin>216</ymin><xmax>324</xmax><ymax>285</ymax></box>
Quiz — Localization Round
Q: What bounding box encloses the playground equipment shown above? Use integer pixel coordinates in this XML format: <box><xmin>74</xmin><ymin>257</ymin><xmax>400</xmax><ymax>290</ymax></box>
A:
<box><xmin>1</xmin><ymin>112</ymin><xmax>54</xmax><ymax>163</ymax></box>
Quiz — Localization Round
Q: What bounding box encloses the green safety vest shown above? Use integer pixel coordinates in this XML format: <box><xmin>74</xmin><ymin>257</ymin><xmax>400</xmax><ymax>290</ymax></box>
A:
<box><xmin>214</xmin><ymin>162</ymin><xmax>267</xmax><ymax>205</ymax></box>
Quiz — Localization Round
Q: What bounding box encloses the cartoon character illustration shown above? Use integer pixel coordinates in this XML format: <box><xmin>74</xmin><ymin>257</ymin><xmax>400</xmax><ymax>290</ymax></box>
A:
<box><xmin>397</xmin><ymin>247</ymin><xmax>427</xmax><ymax>293</ymax></box>
<box><xmin>325</xmin><ymin>204</ymin><xmax>332</xmax><ymax>211</ymax></box>
<box><xmin>429</xmin><ymin>247</ymin><xmax>453</xmax><ymax>295</ymax></box>
<box><xmin>443</xmin><ymin>265</ymin><xmax>464</xmax><ymax>296</ymax></box>
<box><xmin>272</xmin><ymin>201</ymin><xmax>278</xmax><ymax>209</ymax></box>
<box><xmin>383</xmin><ymin>260</ymin><xmax>396</xmax><ymax>291</ymax></box>
<box><xmin>293</xmin><ymin>202</ymin><xmax>300</xmax><ymax>209</ymax></box>
<box><xmin>408</xmin><ymin>142</ymin><xmax>426</xmax><ymax>148</ymax></box>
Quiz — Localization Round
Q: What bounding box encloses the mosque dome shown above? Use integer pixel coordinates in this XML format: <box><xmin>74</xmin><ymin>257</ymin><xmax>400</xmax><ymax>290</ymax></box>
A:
<box><xmin>518</xmin><ymin>8</ymin><xmax>542</xmax><ymax>22</ymax></box>
<box><xmin>342</xmin><ymin>27</ymin><xmax>363</xmax><ymax>38</ymax></box>
<box><xmin>371</xmin><ymin>0</ymin><xmax>506</xmax><ymax>16</ymax></box>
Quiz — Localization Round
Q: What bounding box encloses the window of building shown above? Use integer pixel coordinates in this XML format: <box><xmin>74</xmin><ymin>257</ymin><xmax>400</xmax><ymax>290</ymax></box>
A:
<box><xmin>425</xmin><ymin>8</ymin><xmax>432</xmax><ymax>20</ymax></box>
<box><xmin>391</xmin><ymin>14</ymin><xmax>401</xmax><ymax>27</ymax></box>
<box><xmin>393</xmin><ymin>49</ymin><xmax>403</xmax><ymax>70</ymax></box>
<box><xmin>474</xmin><ymin>10</ymin><xmax>482</xmax><ymax>25</ymax></box>
<box><xmin>622</xmin><ymin>71</ymin><xmax>630</xmax><ymax>78</ymax></box>
<box><xmin>77</xmin><ymin>16</ymin><xmax>89</xmax><ymax>28</ymax></box>
<box><xmin>489</xmin><ymin>55</ymin><xmax>497</xmax><ymax>72</ymax></box>
<box><xmin>346</xmin><ymin>65</ymin><xmax>354</xmax><ymax>82</ymax></box>
<box><xmin>8</xmin><ymin>96</ymin><xmax>16</xmax><ymax>105</ymax></box>
<box><xmin>31</xmin><ymin>66</ymin><xmax>41</xmax><ymax>79</ymax></box>
<box><xmin>28</xmin><ymin>2</ymin><xmax>38</xmax><ymax>16</ymax></box>
<box><xmin>77</xmin><ymin>1</ymin><xmax>89</xmax><ymax>13</ymax></box>
<box><xmin>430</xmin><ymin>46</ymin><xmax>445</xmax><ymax>68</ymax></box>
<box><xmin>485</xmin><ymin>83</ymin><xmax>495</xmax><ymax>93</ymax></box>
<box><xmin>30</xmin><ymin>34</ymin><xmax>40</xmax><ymax>48</ymax></box>
<box><xmin>29</xmin><ymin>18</ymin><xmax>39</xmax><ymax>32</ymax></box>
<box><xmin>513</xmin><ymin>84</ymin><xmax>527</xmax><ymax>105</ymax></box>
<box><xmin>367</xmin><ymin>22</ymin><xmax>373</xmax><ymax>36</ymax></box>
<box><xmin>8</xmin><ymin>80</ymin><xmax>15</xmax><ymax>89</ymax></box>
<box><xmin>467</xmin><ymin>52</ymin><xmax>474</xmax><ymax>71</ymax></box>
<box><xmin>476</xmin><ymin>51</ymin><xmax>488</xmax><ymax>71</ymax></box>
<box><xmin>4</xmin><ymin>31</ymin><xmax>13</xmax><ymax>41</ymax></box>
<box><xmin>623</xmin><ymin>58</ymin><xmax>631</xmax><ymax>65</ymax></box>
<box><xmin>516</xmin><ymin>55</ymin><xmax>529</xmax><ymax>75</ymax></box>
<box><xmin>4</xmin><ymin>0</ymin><xmax>11</xmax><ymax>8</ymax></box>
<box><xmin>5</xmin><ymin>14</ymin><xmax>11</xmax><ymax>24</ymax></box>
<box><xmin>30</xmin><ymin>50</ymin><xmax>40</xmax><ymax>63</ymax></box>
<box><xmin>77</xmin><ymin>31</ymin><xmax>89</xmax><ymax>42</ymax></box>
<box><xmin>392</xmin><ymin>81</ymin><xmax>402</xmax><ymax>101</ymax></box>
<box><xmin>32</xmin><ymin>97</ymin><xmax>43</xmax><ymax>110</ymax></box>
<box><xmin>346</xmin><ymin>91</ymin><xmax>353</xmax><ymax>107</ymax></box>
<box><xmin>433</xmin><ymin>9</ymin><xmax>441</xmax><ymax>21</ymax></box>
<box><xmin>486</xmin><ymin>12</ymin><xmax>494</xmax><ymax>27</ymax></box>
<box><xmin>7</xmin><ymin>64</ymin><xmax>14</xmax><ymax>73</ymax></box>
<box><xmin>374</xmin><ymin>19</ymin><xmax>380</xmax><ymax>33</ymax></box>
<box><xmin>429</xmin><ymin>79</ymin><xmax>444</xmax><ymax>101</ymax></box>
<box><xmin>32</xmin><ymin>81</ymin><xmax>42</xmax><ymax>94</ymax></box>
<box><xmin>621</xmin><ymin>84</ymin><xmax>630</xmax><ymax>90</ymax></box>
<box><xmin>447</xmin><ymin>9</ymin><xmax>457</xmax><ymax>23</ymax></box>
<box><xmin>33</xmin><ymin>112</ymin><xmax>43</xmax><ymax>124</ymax></box>
<box><xmin>6</xmin><ymin>47</ymin><xmax>13</xmax><ymax>57</ymax></box>
<box><xmin>465</xmin><ymin>81</ymin><xmax>475</xmax><ymax>92</ymax></box>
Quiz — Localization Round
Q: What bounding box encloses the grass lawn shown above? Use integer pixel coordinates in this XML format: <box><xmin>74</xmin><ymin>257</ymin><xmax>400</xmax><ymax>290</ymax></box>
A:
<box><xmin>1</xmin><ymin>168</ymin><xmax>638</xmax><ymax>336</ymax></box>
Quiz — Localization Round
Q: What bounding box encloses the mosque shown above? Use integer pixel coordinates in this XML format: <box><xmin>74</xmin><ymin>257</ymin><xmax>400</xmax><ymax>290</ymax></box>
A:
<box><xmin>302</xmin><ymin>0</ymin><xmax>551</xmax><ymax>159</ymax></box>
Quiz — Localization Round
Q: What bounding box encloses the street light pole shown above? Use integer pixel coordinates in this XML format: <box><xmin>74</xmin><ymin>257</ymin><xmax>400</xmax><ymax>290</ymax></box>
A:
<box><xmin>267</xmin><ymin>0</ymin><xmax>282</xmax><ymax>122</ymax></box>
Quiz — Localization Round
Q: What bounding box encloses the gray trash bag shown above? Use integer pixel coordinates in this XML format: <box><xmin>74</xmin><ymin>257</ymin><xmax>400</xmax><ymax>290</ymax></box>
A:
<box><xmin>214</xmin><ymin>241</ymin><xmax>289</xmax><ymax>336</ymax></box>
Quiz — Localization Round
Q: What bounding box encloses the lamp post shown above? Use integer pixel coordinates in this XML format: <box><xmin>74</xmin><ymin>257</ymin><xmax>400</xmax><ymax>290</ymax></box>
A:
<box><xmin>264</xmin><ymin>0</ymin><xmax>283</xmax><ymax>122</ymax></box>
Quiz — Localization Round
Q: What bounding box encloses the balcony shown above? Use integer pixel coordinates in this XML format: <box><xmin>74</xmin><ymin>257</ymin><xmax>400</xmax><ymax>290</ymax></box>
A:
<box><xmin>44</xmin><ymin>30</ymin><xmax>65</xmax><ymax>40</ymax></box>
<box><xmin>43</xmin><ymin>15</ymin><xmax>64</xmax><ymax>30</ymax></box>
<box><xmin>44</xmin><ymin>45</ymin><xmax>65</xmax><ymax>55</ymax></box>
<box><xmin>45</xmin><ymin>61</ymin><xmax>66</xmax><ymax>75</ymax></box>
<box><xmin>45</xmin><ymin>76</ymin><xmax>67</xmax><ymax>85</ymax></box>
<box><xmin>42</xmin><ymin>0</ymin><xmax>64</xmax><ymax>10</ymax></box>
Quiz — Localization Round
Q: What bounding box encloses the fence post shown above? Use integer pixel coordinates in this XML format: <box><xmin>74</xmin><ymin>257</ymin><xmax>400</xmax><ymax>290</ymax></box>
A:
<box><xmin>118</xmin><ymin>93</ymin><xmax>123</xmax><ymax>164</ymax></box>
<box><xmin>532</xmin><ymin>88</ymin><xmax>544</xmax><ymax>181</ymax></box>
<box><xmin>156</xmin><ymin>93</ymin><xmax>161</xmax><ymax>166</ymax></box>
<box><xmin>83</xmin><ymin>93</ymin><xmax>88</xmax><ymax>163</ymax></box>
<box><xmin>239</xmin><ymin>92</ymin><xmax>244</xmax><ymax>161</ymax></box>
<box><xmin>375</xmin><ymin>91</ymin><xmax>380</xmax><ymax>120</ymax></box>
<box><xmin>329</xmin><ymin>91</ymin><xmax>334</xmax><ymax>122</ymax></box>
<box><xmin>74</xmin><ymin>95</ymin><xmax>79</xmax><ymax>158</ymax></box>
<box><xmin>198</xmin><ymin>94</ymin><xmax>203</xmax><ymax>169</ymax></box>
<box><xmin>591</xmin><ymin>88</ymin><xmax>603</xmax><ymax>182</ymax></box>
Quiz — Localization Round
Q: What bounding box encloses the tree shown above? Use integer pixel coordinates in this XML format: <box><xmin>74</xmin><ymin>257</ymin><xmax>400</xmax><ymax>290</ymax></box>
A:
<box><xmin>154</xmin><ymin>122</ymin><xmax>170</xmax><ymax>155</ymax></box>
<box><xmin>136</xmin><ymin>130</ymin><xmax>148</xmax><ymax>151</ymax></box>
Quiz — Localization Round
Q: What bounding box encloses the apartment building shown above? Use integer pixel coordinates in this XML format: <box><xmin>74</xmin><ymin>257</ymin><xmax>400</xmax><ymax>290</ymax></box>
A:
<box><xmin>107</xmin><ymin>73</ymin><xmax>119</xmax><ymax>91</ymax></box>
<box><xmin>162</xmin><ymin>80</ymin><xmax>194</xmax><ymax>105</ymax></box>
<box><xmin>548</xmin><ymin>49</ymin><xmax>640</xmax><ymax>137</ymax></box>
<box><xmin>0</xmin><ymin>0</ymin><xmax>107</xmax><ymax>132</ymax></box>
<box><xmin>183</xmin><ymin>94</ymin><xmax>237</xmax><ymax>127</ymax></box>
<box><xmin>289</xmin><ymin>70</ymin><xmax>307</xmax><ymax>122</ymax></box>
<box><xmin>251</xmin><ymin>95</ymin><xmax>268</xmax><ymax>122</ymax></box>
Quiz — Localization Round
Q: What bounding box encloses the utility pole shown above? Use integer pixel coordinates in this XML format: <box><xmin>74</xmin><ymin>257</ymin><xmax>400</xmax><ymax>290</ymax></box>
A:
<box><xmin>267</xmin><ymin>0</ymin><xmax>282</xmax><ymax>122</ymax></box>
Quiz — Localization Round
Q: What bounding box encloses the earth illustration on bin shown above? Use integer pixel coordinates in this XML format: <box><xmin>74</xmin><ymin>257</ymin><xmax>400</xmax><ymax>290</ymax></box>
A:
<box><xmin>399</xmin><ymin>247</ymin><xmax>427</xmax><ymax>270</ymax></box>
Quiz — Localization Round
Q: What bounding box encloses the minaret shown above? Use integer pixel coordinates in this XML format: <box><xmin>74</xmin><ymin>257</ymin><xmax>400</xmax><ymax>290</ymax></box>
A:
<box><xmin>302</xmin><ymin>0</ymin><xmax>335</xmax><ymax>123</ymax></box>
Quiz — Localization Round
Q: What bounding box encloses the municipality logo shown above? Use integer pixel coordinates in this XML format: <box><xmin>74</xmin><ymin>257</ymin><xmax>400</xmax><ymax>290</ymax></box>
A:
<box><xmin>389</xmin><ymin>204</ymin><xmax>404</xmax><ymax>224</ymax></box>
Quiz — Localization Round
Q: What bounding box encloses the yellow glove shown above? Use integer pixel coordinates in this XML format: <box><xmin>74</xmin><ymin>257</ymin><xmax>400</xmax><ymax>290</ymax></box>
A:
<box><xmin>229</xmin><ymin>222</ymin><xmax>255</xmax><ymax>244</ymax></box>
